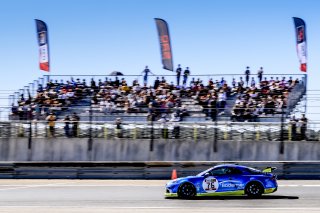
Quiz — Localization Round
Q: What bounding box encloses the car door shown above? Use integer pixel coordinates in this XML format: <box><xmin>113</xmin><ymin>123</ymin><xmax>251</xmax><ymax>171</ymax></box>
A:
<box><xmin>219</xmin><ymin>167</ymin><xmax>244</xmax><ymax>192</ymax></box>
<box><xmin>201</xmin><ymin>167</ymin><xmax>230</xmax><ymax>193</ymax></box>
<box><xmin>201</xmin><ymin>167</ymin><xmax>243</xmax><ymax>193</ymax></box>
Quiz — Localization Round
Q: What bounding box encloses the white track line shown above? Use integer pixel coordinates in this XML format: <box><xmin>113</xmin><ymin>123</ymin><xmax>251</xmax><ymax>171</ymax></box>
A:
<box><xmin>0</xmin><ymin>182</ymin><xmax>77</xmax><ymax>191</ymax></box>
<box><xmin>0</xmin><ymin>207</ymin><xmax>319</xmax><ymax>210</ymax></box>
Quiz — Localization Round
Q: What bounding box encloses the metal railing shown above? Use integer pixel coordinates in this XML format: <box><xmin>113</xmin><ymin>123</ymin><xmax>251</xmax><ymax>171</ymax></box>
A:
<box><xmin>0</xmin><ymin>120</ymin><xmax>317</xmax><ymax>142</ymax></box>
<box><xmin>0</xmin><ymin>161</ymin><xmax>319</xmax><ymax>179</ymax></box>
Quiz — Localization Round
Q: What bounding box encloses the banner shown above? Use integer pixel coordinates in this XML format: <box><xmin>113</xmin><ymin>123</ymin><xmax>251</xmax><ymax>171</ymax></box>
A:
<box><xmin>35</xmin><ymin>19</ymin><xmax>50</xmax><ymax>72</ymax></box>
<box><xmin>155</xmin><ymin>18</ymin><xmax>173</xmax><ymax>71</ymax></box>
<box><xmin>293</xmin><ymin>17</ymin><xmax>307</xmax><ymax>72</ymax></box>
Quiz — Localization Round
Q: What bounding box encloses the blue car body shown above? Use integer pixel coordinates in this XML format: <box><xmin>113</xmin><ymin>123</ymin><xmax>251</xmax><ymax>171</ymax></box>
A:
<box><xmin>165</xmin><ymin>164</ymin><xmax>278</xmax><ymax>198</ymax></box>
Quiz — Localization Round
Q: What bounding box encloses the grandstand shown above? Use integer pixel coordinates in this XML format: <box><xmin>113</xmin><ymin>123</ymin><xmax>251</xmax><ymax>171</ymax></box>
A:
<box><xmin>8</xmin><ymin>73</ymin><xmax>306</xmax><ymax>124</ymax></box>
<box><xmin>2</xmin><ymin>72</ymin><xmax>311</xmax><ymax>142</ymax></box>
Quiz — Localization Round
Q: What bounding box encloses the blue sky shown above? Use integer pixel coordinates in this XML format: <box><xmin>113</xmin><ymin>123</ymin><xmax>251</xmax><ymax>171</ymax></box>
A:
<box><xmin>0</xmin><ymin>0</ymin><xmax>319</xmax><ymax>119</ymax></box>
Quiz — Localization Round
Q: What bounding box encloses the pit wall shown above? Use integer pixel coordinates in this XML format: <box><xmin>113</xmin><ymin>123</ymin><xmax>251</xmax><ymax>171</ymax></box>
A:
<box><xmin>0</xmin><ymin>138</ymin><xmax>319</xmax><ymax>161</ymax></box>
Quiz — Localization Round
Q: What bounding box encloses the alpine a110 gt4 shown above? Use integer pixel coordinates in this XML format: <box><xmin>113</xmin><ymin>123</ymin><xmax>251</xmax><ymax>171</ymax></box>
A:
<box><xmin>165</xmin><ymin>164</ymin><xmax>277</xmax><ymax>198</ymax></box>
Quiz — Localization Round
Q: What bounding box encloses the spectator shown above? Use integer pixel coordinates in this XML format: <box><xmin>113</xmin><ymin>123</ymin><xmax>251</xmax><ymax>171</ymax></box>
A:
<box><xmin>115</xmin><ymin>117</ymin><xmax>123</xmax><ymax>138</ymax></box>
<box><xmin>90</xmin><ymin>78</ymin><xmax>97</xmax><ymax>91</ymax></box>
<box><xmin>154</xmin><ymin>77</ymin><xmax>160</xmax><ymax>89</ymax></box>
<box><xmin>63</xmin><ymin>115</ymin><xmax>71</xmax><ymax>137</ymax></box>
<box><xmin>288</xmin><ymin>76</ymin><xmax>293</xmax><ymax>86</ymax></box>
<box><xmin>98</xmin><ymin>79</ymin><xmax>103</xmax><ymax>88</ymax></box>
<box><xmin>159</xmin><ymin>114</ymin><xmax>168</xmax><ymax>139</ymax></box>
<box><xmin>179</xmin><ymin>105</ymin><xmax>189</xmax><ymax>121</ymax></box>
<box><xmin>220</xmin><ymin>77</ymin><xmax>226</xmax><ymax>86</ymax></box>
<box><xmin>114</xmin><ymin>77</ymin><xmax>120</xmax><ymax>88</ymax></box>
<box><xmin>217</xmin><ymin>91</ymin><xmax>227</xmax><ymax>115</ymax></box>
<box><xmin>250</xmin><ymin>77</ymin><xmax>256</xmax><ymax>87</ymax></box>
<box><xmin>82</xmin><ymin>79</ymin><xmax>87</xmax><ymax>87</ymax></box>
<box><xmin>176</xmin><ymin>64</ymin><xmax>182</xmax><ymax>86</ymax></box>
<box><xmin>190</xmin><ymin>77</ymin><xmax>196</xmax><ymax>87</ymax></box>
<box><xmin>169</xmin><ymin>111</ymin><xmax>180</xmax><ymax>122</ymax></box>
<box><xmin>290</xmin><ymin>115</ymin><xmax>297</xmax><ymax>141</ymax></box>
<box><xmin>183</xmin><ymin>67</ymin><xmax>190</xmax><ymax>87</ymax></box>
<box><xmin>172</xmin><ymin>123</ymin><xmax>180</xmax><ymax>138</ymax></box>
<box><xmin>46</xmin><ymin>112</ymin><xmax>56</xmax><ymax>137</ymax></box>
<box><xmin>71</xmin><ymin>112</ymin><xmax>80</xmax><ymax>137</ymax></box>
<box><xmin>245</xmin><ymin>66</ymin><xmax>250</xmax><ymax>87</ymax></box>
<box><xmin>257</xmin><ymin>67</ymin><xmax>263</xmax><ymax>82</ymax></box>
<box><xmin>11</xmin><ymin>104</ymin><xmax>18</xmax><ymax>116</ymax></box>
<box><xmin>232</xmin><ymin>78</ymin><xmax>236</xmax><ymax>88</ymax></box>
<box><xmin>299</xmin><ymin>114</ymin><xmax>308</xmax><ymax>141</ymax></box>
<box><xmin>238</xmin><ymin>77</ymin><xmax>244</xmax><ymax>88</ymax></box>
<box><xmin>210</xmin><ymin>97</ymin><xmax>217</xmax><ymax>121</ymax></box>
<box><xmin>160</xmin><ymin>76</ymin><xmax>166</xmax><ymax>85</ymax></box>
<box><xmin>264</xmin><ymin>96</ymin><xmax>275</xmax><ymax>115</ymax></box>
<box><xmin>141</xmin><ymin>66</ymin><xmax>153</xmax><ymax>85</ymax></box>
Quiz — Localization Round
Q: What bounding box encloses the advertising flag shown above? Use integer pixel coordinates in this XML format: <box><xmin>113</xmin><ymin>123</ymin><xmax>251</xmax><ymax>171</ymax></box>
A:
<box><xmin>35</xmin><ymin>19</ymin><xmax>50</xmax><ymax>72</ymax></box>
<box><xmin>293</xmin><ymin>17</ymin><xmax>307</xmax><ymax>72</ymax></box>
<box><xmin>155</xmin><ymin>18</ymin><xmax>174</xmax><ymax>71</ymax></box>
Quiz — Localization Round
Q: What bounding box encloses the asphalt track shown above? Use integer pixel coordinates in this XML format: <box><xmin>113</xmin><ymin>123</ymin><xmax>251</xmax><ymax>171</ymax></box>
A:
<box><xmin>0</xmin><ymin>180</ymin><xmax>319</xmax><ymax>213</ymax></box>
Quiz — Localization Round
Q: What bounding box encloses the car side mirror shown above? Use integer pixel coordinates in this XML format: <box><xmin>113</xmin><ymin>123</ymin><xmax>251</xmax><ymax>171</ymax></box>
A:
<box><xmin>203</xmin><ymin>172</ymin><xmax>210</xmax><ymax>178</ymax></box>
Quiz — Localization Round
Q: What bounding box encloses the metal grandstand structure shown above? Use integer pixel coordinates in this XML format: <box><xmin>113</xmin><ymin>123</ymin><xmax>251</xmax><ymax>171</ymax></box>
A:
<box><xmin>7</xmin><ymin>73</ymin><xmax>307</xmax><ymax>123</ymax></box>
<box><xmin>0</xmin><ymin>73</ymin><xmax>310</xmax><ymax>155</ymax></box>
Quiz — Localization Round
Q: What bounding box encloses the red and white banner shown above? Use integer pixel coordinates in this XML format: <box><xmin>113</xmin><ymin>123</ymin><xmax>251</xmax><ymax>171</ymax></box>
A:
<box><xmin>293</xmin><ymin>17</ymin><xmax>307</xmax><ymax>72</ymax></box>
<box><xmin>35</xmin><ymin>19</ymin><xmax>50</xmax><ymax>72</ymax></box>
<box><xmin>155</xmin><ymin>18</ymin><xmax>174</xmax><ymax>71</ymax></box>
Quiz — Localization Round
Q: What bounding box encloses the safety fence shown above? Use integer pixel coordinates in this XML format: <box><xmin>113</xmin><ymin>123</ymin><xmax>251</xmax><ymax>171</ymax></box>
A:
<box><xmin>0</xmin><ymin>161</ymin><xmax>319</xmax><ymax>179</ymax></box>
<box><xmin>1</xmin><ymin>120</ymin><xmax>319</xmax><ymax>142</ymax></box>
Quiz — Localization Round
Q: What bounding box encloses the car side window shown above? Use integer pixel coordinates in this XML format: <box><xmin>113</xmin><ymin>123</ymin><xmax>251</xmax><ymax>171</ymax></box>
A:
<box><xmin>227</xmin><ymin>167</ymin><xmax>242</xmax><ymax>175</ymax></box>
<box><xmin>209</xmin><ymin>167</ymin><xmax>228</xmax><ymax>176</ymax></box>
<box><xmin>210</xmin><ymin>167</ymin><xmax>242</xmax><ymax>176</ymax></box>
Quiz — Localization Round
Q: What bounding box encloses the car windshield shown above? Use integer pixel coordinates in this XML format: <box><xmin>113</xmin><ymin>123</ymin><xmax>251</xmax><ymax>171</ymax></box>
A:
<box><xmin>196</xmin><ymin>167</ymin><xmax>214</xmax><ymax>176</ymax></box>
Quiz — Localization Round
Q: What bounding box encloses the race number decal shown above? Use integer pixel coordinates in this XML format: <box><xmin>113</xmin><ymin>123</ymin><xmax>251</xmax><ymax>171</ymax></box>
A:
<box><xmin>202</xmin><ymin>177</ymin><xmax>219</xmax><ymax>192</ymax></box>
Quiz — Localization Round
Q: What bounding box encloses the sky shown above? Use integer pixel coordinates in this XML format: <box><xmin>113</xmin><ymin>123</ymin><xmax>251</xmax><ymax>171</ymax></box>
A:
<box><xmin>0</xmin><ymin>0</ymin><xmax>320</xmax><ymax>120</ymax></box>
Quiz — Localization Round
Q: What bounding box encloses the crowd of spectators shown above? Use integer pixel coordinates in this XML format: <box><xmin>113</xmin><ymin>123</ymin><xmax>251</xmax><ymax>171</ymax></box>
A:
<box><xmin>230</xmin><ymin>76</ymin><xmax>300</xmax><ymax>122</ymax></box>
<box><xmin>10</xmin><ymin>66</ymin><xmax>302</xmax><ymax>124</ymax></box>
<box><xmin>11</xmin><ymin>78</ymin><xmax>91</xmax><ymax>120</ymax></box>
<box><xmin>91</xmin><ymin>76</ymin><xmax>188</xmax><ymax>122</ymax></box>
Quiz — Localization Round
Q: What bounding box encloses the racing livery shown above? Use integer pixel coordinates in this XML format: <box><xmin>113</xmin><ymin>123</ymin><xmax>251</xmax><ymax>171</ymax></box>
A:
<box><xmin>165</xmin><ymin>164</ymin><xmax>277</xmax><ymax>198</ymax></box>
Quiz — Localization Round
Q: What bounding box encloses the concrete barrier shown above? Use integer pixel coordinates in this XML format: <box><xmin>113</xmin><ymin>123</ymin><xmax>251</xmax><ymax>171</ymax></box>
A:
<box><xmin>0</xmin><ymin>161</ymin><xmax>319</xmax><ymax>179</ymax></box>
<box><xmin>1</xmin><ymin>138</ymin><xmax>320</xmax><ymax>161</ymax></box>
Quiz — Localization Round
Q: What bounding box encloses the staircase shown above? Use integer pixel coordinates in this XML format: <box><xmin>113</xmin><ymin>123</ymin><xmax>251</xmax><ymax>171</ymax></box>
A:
<box><xmin>216</xmin><ymin>95</ymin><xmax>237</xmax><ymax>121</ymax></box>
<box><xmin>286</xmin><ymin>82</ymin><xmax>307</xmax><ymax>115</ymax></box>
<box><xmin>180</xmin><ymin>98</ymin><xmax>207</xmax><ymax>122</ymax></box>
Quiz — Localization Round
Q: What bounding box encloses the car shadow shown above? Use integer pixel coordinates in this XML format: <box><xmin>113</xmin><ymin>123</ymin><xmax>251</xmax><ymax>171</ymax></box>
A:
<box><xmin>166</xmin><ymin>195</ymin><xmax>299</xmax><ymax>200</ymax></box>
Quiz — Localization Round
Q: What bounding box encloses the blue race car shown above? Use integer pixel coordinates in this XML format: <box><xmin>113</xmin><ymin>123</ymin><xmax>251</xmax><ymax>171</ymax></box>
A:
<box><xmin>165</xmin><ymin>164</ymin><xmax>277</xmax><ymax>198</ymax></box>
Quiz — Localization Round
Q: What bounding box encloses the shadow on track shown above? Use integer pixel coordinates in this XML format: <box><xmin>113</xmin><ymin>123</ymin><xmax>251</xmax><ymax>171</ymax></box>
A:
<box><xmin>166</xmin><ymin>195</ymin><xmax>299</xmax><ymax>200</ymax></box>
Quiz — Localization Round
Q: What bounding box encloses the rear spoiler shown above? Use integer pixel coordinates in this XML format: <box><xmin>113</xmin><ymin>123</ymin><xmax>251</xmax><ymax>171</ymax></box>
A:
<box><xmin>262</xmin><ymin>167</ymin><xmax>277</xmax><ymax>173</ymax></box>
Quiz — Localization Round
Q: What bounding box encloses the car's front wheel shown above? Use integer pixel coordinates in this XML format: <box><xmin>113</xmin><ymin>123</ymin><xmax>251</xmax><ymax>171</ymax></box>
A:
<box><xmin>245</xmin><ymin>182</ymin><xmax>263</xmax><ymax>197</ymax></box>
<box><xmin>177</xmin><ymin>182</ymin><xmax>196</xmax><ymax>199</ymax></box>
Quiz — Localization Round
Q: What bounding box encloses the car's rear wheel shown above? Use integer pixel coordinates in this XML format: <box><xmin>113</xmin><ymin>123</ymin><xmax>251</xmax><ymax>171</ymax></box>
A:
<box><xmin>177</xmin><ymin>183</ymin><xmax>196</xmax><ymax>199</ymax></box>
<box><xmin>245</xmin><ymin>182</ymin><xmax>263</xmax><ymax>197</ymax></box>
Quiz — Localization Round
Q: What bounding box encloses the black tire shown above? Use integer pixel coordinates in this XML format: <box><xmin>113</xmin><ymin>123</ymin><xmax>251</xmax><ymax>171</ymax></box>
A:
<box><xmin>245</xmin><ymin>182</ymin><xmax>263</xmax><ymax>197</ymax></box>
<box><xmin>177</xmin><ymin>182</ymin><xmax>196</xmax><ymax>199</ymax></box>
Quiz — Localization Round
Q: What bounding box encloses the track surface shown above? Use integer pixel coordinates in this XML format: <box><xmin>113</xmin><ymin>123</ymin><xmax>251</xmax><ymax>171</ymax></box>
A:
<box><xmin>0</xmin><ymin>180</ymin><xmax>319</xmax><ymax>213</ymax></box>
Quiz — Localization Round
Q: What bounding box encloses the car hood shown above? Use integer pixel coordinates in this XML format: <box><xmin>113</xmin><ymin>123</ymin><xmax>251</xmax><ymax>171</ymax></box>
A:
<box><xmin>168</xmin><ymin>176</ymin><xmax>200</xmax><ymax>184</ymax></box>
